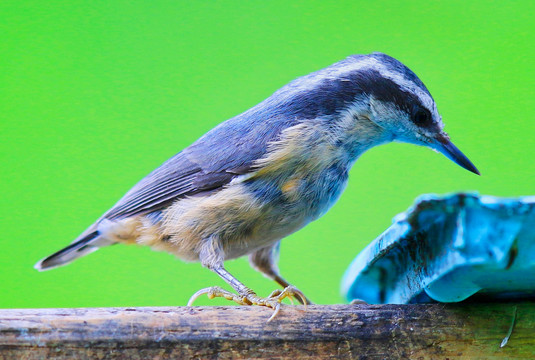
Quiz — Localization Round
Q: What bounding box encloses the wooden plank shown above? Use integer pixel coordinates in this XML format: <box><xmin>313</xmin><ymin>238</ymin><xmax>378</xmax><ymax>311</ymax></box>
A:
<box><xmin>0</xmin><ymin>303</ymin><xmax>533</xmax><ymax>359</ymax></box>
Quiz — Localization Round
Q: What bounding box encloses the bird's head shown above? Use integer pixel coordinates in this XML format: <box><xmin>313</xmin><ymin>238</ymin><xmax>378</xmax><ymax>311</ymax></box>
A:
<box><xmin>357</xmin><ymin>53</ymin><xmax>479</xmax><ymax>175</ymax></box>
<box><xmin>281</xmin><ymin>52</ymin><xmax>479</xmax><ymax>175</ymax></box>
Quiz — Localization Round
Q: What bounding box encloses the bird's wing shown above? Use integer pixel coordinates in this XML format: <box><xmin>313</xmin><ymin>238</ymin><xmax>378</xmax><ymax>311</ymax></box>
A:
<box><xmin>103</xmin><ymin>112</ymin><xmax>295</xmax><ymax>220</ymax></box>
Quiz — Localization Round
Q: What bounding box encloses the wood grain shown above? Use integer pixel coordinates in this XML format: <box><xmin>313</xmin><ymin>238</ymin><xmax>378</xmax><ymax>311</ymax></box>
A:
<box><xmin>0</xmin><ymin>303</ymin><xmax>533</xmax><ymax>359</ymax></box>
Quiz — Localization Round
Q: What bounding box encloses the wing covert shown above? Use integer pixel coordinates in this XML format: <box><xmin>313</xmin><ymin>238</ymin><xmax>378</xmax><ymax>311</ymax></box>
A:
<box><xmin>102</xmin><ymin>110</ymin><xmax>297</xmax><ymax>220</ymax></box>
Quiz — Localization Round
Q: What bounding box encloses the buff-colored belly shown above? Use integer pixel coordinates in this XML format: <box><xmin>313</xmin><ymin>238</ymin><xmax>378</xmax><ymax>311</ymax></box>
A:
<box><xmin>104</xmin><ymin>183</ymin><xmax>309</xmax><ymax>262</ymax></box>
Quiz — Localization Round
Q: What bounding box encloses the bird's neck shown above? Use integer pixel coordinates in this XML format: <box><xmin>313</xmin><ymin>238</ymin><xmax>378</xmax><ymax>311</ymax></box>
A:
<box><xmin>326</xmin><ymin>105</ymin><xmax>394</xmax><ymax>168</ymax></box>
<box><xmin>252</xmin><ymin>104</ymin><xmax>392</xmax><ymax>179</ymax></box>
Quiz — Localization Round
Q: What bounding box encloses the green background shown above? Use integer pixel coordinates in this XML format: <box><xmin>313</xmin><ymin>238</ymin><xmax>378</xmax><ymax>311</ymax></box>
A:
<box><xmin>1</xmin><ymin>1</ymin><xmax>533</xmax><ymax>308</ymax></box>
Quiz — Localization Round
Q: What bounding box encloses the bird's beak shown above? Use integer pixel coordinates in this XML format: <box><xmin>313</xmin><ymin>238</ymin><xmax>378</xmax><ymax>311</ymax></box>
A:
<box><xmin>432</xmin><ymin>133</ymin><xmax>480</xmax><ymax>175</ymax></box>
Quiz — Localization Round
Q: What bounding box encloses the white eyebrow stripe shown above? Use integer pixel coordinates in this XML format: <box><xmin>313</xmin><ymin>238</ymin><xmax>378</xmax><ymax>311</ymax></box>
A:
<box><xmin>372</xmin><ymin>61</ymin><xmax>435</xmax><ymax>112</ymax></box>
<box><xmin>282</xmin><ymin>55</ymin><xmax>441</xmax><ymax>126</ymax></box>
<box><xmin>365</xmin><ymin>59</ymin><xmax>443</xmax><ymax>128</ymax></box>
<box><xmin>299</xmin><ymin>57</ymin><xmax>434</xmax><ymax>109</ymax></box>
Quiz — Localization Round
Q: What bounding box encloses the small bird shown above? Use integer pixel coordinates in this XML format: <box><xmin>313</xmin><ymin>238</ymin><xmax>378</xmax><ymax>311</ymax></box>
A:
<box><xmin>36</xmin><ymin>53</ymin><xmax>479</xmax><ymax>320</ymax></box>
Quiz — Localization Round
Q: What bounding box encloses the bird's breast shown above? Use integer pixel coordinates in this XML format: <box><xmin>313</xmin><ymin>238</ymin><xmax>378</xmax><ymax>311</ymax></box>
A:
<box><xmin>246</xmin><ymin>157</ymin><xmax>350</xmax><ymax>222</ymax></box>
<box><xmin>142</xmin><ymin>160</ymin><xmax>349</xmax><ymax>262</ymax></box>
<box><xmin>247</xmin><ymin>120</ymin><xmax>352</xmax><ymax>221</ymax></box>
<box><xmin>126</xmin><ymin>121</ymin><xmax>355</xmax><ymax>262</ymax></box>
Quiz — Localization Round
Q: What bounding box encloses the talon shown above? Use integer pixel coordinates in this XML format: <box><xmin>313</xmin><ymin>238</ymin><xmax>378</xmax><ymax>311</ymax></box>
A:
<box><xmin>187</xmin><ymin>285</ymin><xmax>309</xmax><ymax>322</ymax></box>
<box><xmin>290</xmin><ymin>287</ymin><xmax>308</xmax><ymax>308</ymax></box>
<box><xmin>187</xmin><ymin>286</ymin><xmax>246</xmax><ymax>306</ymax></box>
<box><xmin>274</xmin><ymin>285</ymin><xmax>308</xmax><ymax>309</ymax></box>
<box><xmin>187</xmin><ymin>287</ymin><xmax>212</xmax><ymax>306</ymax></box>
<box><xmin>267</xmin><ymin>302</ymin><xmax>281</xmax><ymax>322</ymax></box>
<box><xmin>288</xmin><ymin>296</ymin><xmax>295</xmax><ymax>305</ymax></box>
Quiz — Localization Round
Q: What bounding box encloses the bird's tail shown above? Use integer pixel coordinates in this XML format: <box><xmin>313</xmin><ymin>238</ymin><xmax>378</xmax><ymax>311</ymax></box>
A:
<box><xmin>34</xmin><ymin>230</ymin><xmax>113</xmax><ymax>271</ymax></box>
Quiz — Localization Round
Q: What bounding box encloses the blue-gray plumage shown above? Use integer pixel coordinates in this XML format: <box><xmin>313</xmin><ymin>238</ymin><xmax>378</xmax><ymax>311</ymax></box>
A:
<box><xmin>35</xmin><ymin>53</ymin><xmax>479</xmax><ymax>320</ymax></box>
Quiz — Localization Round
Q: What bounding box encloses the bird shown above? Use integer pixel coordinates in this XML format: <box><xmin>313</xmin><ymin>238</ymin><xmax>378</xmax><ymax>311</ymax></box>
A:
<box><xmin>35</xmin><ymin>52</ymin><xmax>479</xmax><ymax>321</ymax></box>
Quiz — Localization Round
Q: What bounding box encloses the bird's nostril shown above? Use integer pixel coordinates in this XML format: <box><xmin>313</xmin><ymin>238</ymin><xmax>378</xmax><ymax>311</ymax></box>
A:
<box><xmin>435</xmin><ymin>132</ymin><xmax>451</xmax><ymax>144</ymax></box>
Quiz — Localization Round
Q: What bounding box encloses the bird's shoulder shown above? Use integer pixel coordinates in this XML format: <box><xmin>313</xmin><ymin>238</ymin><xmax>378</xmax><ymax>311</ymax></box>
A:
<box><xmin>103</xmin><ymin>108</ymin><xmax>299</xmax><ymax>220</ymax></box>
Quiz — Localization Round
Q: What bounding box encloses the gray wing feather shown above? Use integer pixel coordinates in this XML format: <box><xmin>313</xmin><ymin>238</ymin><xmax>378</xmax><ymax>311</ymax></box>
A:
<box><xmin>103</xmin><ymin>108</ymin><xmax>297</xmax><ymax>220</ymax></box>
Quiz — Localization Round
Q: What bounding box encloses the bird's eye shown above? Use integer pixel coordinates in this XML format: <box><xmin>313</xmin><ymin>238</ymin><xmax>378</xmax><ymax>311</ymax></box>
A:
<box><xmin>413</xmin><ymin>109</ymin><xmax>432</xmax><ymax>126</ymax></box>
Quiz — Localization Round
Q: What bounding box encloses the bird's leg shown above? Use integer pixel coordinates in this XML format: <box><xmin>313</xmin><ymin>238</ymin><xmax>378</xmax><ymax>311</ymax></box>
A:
<box><xmin>248</xmin><ymin>242</ymin><xmax>313</xmax><ymax>305</ymax></box>
<box><xmin>188</xmin><ymin>237</ymin><xmax>307</xmax><ymax>321</ymax></box>
<box><xmin>188</xmin><ymin>266</ymin><xmax>307</xmax><ymax>322</ymax></box>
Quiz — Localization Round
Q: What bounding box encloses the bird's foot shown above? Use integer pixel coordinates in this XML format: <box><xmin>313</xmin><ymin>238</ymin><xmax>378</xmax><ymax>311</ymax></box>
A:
<box><xmin>187</xmin><ymin>285</ymin><xmax>307</xmax><ymax>322</ymax></box>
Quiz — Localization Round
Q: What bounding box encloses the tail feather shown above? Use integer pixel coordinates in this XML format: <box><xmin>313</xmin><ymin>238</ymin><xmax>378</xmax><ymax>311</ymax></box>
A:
<box><xmin>34</xmin><ymin>231</ymin><xmax>112</xmax><ymax>271</ymax></box>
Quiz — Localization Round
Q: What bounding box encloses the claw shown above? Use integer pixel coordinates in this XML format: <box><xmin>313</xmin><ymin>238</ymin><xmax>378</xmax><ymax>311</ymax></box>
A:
<box><xmin>268</xmin><ymin>286</ymin><xmax>307</xmax><ymax>307</ymax></box>
<box><xmin>287</xmin><ymin>286</ymin><xmax>308</xmax><ymax>308</ymax></box>
<box><xmin>187</xmin><ymin>285</ymin><xmax>309</xmax><ymax>322</ymax></box>
<box><xmin>187</xmin><ymin>286</ymin><xmax>246</xmax><ymax>306</ymax></box>
<box><xmin>264</xmin><ymin>285</ymin><xmax>308</xmax><ymax>321</ymax></box>
<box><xmin>187</xmin><ymin>288</ymin><xmax>211</xmax><ymax>306</ymax></box>
<box><xmin>277</xmin><ymin>285</ymin><xmax>308</xmax><ymax>310</ymax></box>
<box><xmin>268</xmin><ymin>289</ymin><xmax>294</xmax><ymax>304</ymax></box>
<box><xmin>267</xmin><ymin>302</ymin><xmax>281</xmax><ymax>323</ymax></box>
<box><xmin>288</xmin><ymin>297</ymin><xmax>295</xmax><ymax>305</ymax></box>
